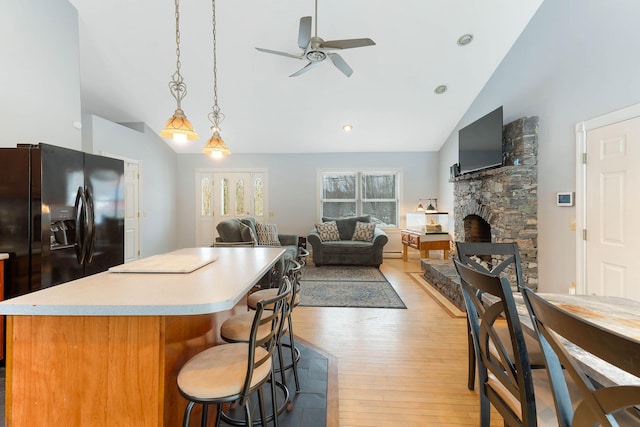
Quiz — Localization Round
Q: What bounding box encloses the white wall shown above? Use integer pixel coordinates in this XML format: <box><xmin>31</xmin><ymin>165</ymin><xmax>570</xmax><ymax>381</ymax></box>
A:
<box><xmin>175</xmin><ymin>152</ymin><xmax>438</xmax><ymax>249</ymax></box>
<box><xmin>438</xmin><ymin>0</ymin><xmax>640</xmax><ymax>293</ymax></box>
<box><xmin>86</xmin><ymin>115</ymin><xmax>180</xmax><ymax>257</ymax></box>
<box><xmin>0</xmin><ymin>0</ymin><xmax>82</xmax><ymax>150</ymax></box>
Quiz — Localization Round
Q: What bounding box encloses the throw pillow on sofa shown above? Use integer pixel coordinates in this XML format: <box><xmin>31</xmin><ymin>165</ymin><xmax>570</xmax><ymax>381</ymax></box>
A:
<box><xmin>322</xmin><ymin>215</ymin><xmax>371</xmax><ymax>241</ymax></box>
<box><xmin>255</xmin><ymin>223</ymin><xmax>281</xmax><ymax>246</ymax></box>
<box><xmin>315</xmin><ymin>221</ymin><xmax>340</xmax><ymax>242</ymax></box>
<box><xmin>352</xmin><ymin>221</ymin><xmax>376</xmax><ymax>242</ymax></box>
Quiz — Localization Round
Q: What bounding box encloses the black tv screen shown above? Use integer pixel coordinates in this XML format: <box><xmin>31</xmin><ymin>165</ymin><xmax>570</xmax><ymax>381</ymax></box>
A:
<box><xmin>458</xmin><ymin>106</ymin><xmax>503</xmax><ymax>174</ymax></box>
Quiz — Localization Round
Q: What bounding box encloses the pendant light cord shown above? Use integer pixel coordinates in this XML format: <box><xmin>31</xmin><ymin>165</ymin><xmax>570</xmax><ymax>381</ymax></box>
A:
<box><xmin>209</xmin><ymin>0</ymin><xmax>224</xmax><ymax>131</ymax></box>
<box><xmin>174</xmin><ymin>0</ymin><xmax>182</xmax><ymax>78</ymax></box>
<box><xmin>168</xmin><ymin>0</ymin><xmax>187</xmax><ymax>109</ymax></box>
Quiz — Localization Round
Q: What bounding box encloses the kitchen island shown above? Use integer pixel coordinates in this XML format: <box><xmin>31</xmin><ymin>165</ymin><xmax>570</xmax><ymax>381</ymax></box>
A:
<box><xmin>0</xmin><ymin>247</ymin><xmax>285</xmax><ymax>426</ymax></box>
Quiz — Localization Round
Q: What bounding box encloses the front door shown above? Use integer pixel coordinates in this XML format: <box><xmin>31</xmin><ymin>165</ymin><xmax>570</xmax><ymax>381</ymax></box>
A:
<box><xmin>584</xmin><ymin>115</ymin><xmax>640</xmax><ymax>300</ymax></box>
<box><xmin>195</xmin><ymin>170</ymin><xmax>267</xmax><ymax>247</ymax></box>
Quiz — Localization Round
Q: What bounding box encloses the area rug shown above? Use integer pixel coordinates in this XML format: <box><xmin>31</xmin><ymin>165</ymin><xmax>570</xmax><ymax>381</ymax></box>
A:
<box><xmin>299</xmin><ymin>265</ymin><xmax>406</xmax><ymax>309</ymax></box>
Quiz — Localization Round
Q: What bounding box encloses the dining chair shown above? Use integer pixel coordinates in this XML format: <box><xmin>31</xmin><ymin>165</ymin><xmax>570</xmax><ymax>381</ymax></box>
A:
<box><xmin>455</xmin><ymin>241</ymin><xmax>545</xmax><ymax>390</ymax></box>
<box><xmin>454</xmin><ymin>258</ymin><xmax>559</xmax><ymax>426</ymax></box>
<box><xmin>177</xmin><ymin>277</ymin><xmax>292</xmax><ymax>427</ymax></box>
<box><xmin>522</xmin><ymin>288</ymin><xmax>640</xmax><ymax>426</ymax></box>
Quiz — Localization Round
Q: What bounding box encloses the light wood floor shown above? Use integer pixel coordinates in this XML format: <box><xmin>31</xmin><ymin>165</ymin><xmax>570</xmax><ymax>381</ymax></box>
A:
<box><xmin>292</xmin><ymin>257</ymin><xmax>503</xmax><ymax>426</ymax></box>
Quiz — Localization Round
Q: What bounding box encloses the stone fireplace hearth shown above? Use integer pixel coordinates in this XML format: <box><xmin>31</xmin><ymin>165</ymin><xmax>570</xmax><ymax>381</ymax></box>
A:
<box><xmin>422</xmin><ymin>116</ymin><xmax>539</xmax><ymax>309</ymax></box>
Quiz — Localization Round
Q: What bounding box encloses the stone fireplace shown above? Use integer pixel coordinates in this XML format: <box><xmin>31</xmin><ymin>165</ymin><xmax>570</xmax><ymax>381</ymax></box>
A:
<box><xmin>422</xmin><ymin>116</ymin><xmax>539</xmax><ymax>309</ymax></box>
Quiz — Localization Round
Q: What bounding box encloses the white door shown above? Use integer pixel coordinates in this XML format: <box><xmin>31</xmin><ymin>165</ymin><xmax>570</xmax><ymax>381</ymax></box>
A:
<box><xmin>195</xmin><ymin>170</ymin><xmax>267</xmax><ymax>247</ymax></box>
<box><xmin>123</xmin><ymin>161</ymin><xmax>141</xmax><ymax>263</ymax></box>
<box><xmin>584</xmin><ymin>116</ymin><xmax>640</xmax><ymax>300</ymax></box>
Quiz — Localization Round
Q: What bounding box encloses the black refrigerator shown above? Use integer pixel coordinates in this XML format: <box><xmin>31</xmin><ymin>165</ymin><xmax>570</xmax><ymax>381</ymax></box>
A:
<box><xmin>0</xmin><ymin>143</ymin><xmax>124</xmax><ymax>298</ymax></box>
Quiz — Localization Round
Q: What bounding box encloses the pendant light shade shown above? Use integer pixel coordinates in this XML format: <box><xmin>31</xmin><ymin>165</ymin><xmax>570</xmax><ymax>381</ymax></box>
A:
<box><xmin>161</xmin><ymin>0</ymin><xmax>199</xmax><ymax>143</ymax></box>
<box><xmin>160</xmin><ymin>107</ymin><xmax>199</xmax><ymax>142</ymax></box>
<box><xmin>202</xmin><ymin>131</ymin><xmax>231</xmax><ymax>158</ymax></box>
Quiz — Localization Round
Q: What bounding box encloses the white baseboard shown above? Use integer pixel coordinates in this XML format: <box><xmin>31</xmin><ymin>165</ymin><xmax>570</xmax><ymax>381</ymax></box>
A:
<box><xmin>384</xmin><ymin>252</ymin><xmax>402</xmax><ymax>259</ymax></box>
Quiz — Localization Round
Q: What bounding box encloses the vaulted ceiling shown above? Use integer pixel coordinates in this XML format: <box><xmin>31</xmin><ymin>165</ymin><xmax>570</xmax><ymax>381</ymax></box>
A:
<box><xmin>69</xmin><ymin>0</ymin><xmax>543</xmax><ymax>154</ymax></box>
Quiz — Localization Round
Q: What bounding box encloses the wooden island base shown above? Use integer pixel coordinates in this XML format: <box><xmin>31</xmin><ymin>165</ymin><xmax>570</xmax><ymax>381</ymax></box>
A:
<box><xmin>6</xmin><ymin>303</ymin><xmax>245</xmax><ymax>426</ymax></box>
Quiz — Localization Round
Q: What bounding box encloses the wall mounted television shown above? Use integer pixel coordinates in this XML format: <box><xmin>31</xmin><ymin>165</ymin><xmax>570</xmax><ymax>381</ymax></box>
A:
<box><xmin>458</xmin><ymin>106</ymin><xmax>504</xmax><ymax>175</ymax></box>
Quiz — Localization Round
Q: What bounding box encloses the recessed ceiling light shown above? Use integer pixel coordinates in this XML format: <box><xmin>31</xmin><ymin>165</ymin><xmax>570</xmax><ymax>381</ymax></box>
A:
<box><xmin>343</xmin><ymin>124</ymin><xmax>353</xmax><ymax>132</ymax></box>
<box><xmin>457</xmin><ymin>34</ymin><xmax>474</xmax><ymax>46</ymax></box>
<box><xmin>434</xmin><ymin>85</ymin><xmax>448</xmax><ymax>95</ymax></box>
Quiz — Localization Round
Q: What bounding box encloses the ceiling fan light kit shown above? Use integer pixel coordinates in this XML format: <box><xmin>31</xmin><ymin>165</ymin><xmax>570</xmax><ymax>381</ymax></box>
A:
<box><xmin>256</xmin><ymin>0</ymin><xmax>375</xmax><ymax>77</ymax></box>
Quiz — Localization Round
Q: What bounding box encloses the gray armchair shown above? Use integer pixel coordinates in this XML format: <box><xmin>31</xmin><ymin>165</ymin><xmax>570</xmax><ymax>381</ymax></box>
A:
<box><xmin>215</xmin><ymin>217</ymin><xmax>299</xmax><ymax>288</ymax></box>
<box><xmin>307</xmin><ymin>215</ymin><xmax>388</xmax><ymax>267</ymax></box>
<box><xmin>215</xmin><ymin>216</ymin><xmax>299</xmax><ymax>260</ymax></box>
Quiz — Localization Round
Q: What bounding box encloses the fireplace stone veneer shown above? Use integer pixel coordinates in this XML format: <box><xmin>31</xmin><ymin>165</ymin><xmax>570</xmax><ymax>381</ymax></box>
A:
<box><xmin>422</xmin><ymin>116</ymin><xmax>539</xmax><ymax>308</ymax></box>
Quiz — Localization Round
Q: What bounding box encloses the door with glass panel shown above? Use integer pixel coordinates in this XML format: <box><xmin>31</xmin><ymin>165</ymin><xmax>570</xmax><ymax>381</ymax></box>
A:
<box><xmin>196</xmin><ymin>170</ymin><xmax>267</xmax><ymax>247</ymax></box>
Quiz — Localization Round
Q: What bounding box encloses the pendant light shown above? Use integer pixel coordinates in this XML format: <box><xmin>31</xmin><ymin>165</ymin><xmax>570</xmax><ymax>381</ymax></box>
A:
<box><xmin>160</xmin><ymin>0</ymin><xmax>199</xmax><ymax>143</ymax></box>
<box><xmin>426</xmin><ymin>198</ymin><xmax>438</xmax><ymax>213</ymax></box>
<box><xmin>202</xmin><ymin>0</ymin><xmax>231</xmax><ymax>158</ymax></box>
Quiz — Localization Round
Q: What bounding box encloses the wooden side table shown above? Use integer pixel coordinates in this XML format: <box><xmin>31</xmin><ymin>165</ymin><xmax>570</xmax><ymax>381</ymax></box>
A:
<box><xmin>401</xmin><ymin>230</ymin><xmax>450</xmax><ymax>261</ymax></box>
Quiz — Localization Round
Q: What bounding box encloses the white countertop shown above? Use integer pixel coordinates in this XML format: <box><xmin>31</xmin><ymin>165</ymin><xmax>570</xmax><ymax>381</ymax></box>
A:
<box><xmin>0</xmin><ymin>253</ymin><xmax>8</xmax><ymax>260</ymax></box>
<box><xmin>0</xmin><ymin>247</ymin><xmax>285</xmax><ymax>316</ymax></box>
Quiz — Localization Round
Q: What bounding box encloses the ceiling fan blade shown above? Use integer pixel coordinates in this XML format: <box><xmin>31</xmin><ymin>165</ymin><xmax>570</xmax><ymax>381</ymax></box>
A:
<box><xmin>328</xmin><ymin>53</ymin><xmax>353</xmax><ymax>77</ymax></box>
<box><xmin>298</xmin><ymin>16</ymin><xmax>312</xmax><ymax>49</ymax></box>
<box><xmin>255</xmin><ymin>47</ymin><xmax>303</xmax><ymax>60</ymax></box>
<box><xmin>321</xmin><ymin>38</ymin><xmax>376</xmax><ymax>50</ymax></box>
<box><xmin>289</xmin><ymin>61</ymin><xmax>322</xmax><ymax>77</ymax></box>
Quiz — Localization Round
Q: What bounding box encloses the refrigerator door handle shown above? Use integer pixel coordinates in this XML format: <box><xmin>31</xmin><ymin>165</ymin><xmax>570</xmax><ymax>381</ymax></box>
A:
<box><xmin>74</xmin><ymin>186</ymin><xmax>87</xmax><ymax>264</ymax></box>
<box><xmin>85</xmin><ymin>186</ymin><xmax>96</xmax><ymax>263</ymax></box>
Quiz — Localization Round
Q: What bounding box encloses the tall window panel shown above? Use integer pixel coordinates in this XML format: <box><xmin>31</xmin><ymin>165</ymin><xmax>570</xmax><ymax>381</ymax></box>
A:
<box><xmin>235</xmin><ymin>178</ymin><xmax>245</xmax><ymax>216</ymax></box>
<box><xmin>220</xmin><ymin>178</ymin><xmax>229</xmax><ymax>216</ymax></box>
<box><xmin>201</xmin><ymin>177</ymin><xmax>212</xmax><ymax>216</ymax></box>
<box><xmin>254</xmin><ymin>177</ymin><xmax>264</xmax><ymax>217</ymax></box>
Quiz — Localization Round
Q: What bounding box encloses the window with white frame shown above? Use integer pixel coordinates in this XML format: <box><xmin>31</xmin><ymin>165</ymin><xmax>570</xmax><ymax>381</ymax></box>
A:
<box><xmin>320</xmin><ymin>170</ymin><xmax>399</xmax><ymax>227</ymax></box>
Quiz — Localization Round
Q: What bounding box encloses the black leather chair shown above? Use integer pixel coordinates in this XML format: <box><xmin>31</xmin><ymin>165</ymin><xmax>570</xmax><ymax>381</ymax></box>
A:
<box><xmin>522</xmin><ymin>288</ymin><xmax>640</xmax><ymax>426</ymax></box>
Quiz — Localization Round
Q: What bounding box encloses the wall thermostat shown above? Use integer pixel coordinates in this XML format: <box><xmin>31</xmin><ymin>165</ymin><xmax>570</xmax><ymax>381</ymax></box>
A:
<box><xmin>557</xmin><ymin>192</ymin><xmax>574</xmax><ymax>206</ymax></box>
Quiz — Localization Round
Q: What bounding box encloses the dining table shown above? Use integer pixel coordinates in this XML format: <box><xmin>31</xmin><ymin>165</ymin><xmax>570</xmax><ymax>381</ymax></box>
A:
<box><xmin>0</xmin><ymin>246</ymin><xmax>285</xmax><ymax>427</ymax></box>
<box><xmin>510</xmin><ymin>292</ymin><xmax>640</xmax><ymax>388</ymax></box>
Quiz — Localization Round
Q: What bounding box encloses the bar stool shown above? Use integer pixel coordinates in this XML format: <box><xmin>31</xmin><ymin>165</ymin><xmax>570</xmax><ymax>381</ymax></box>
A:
<box><xmin>246</xmin><ymin>258</ymin><xmax>302</xmax><ymax>392</ymax></box>
<box><xmin>177</xmin><ymin>278</ymin><xmax>291</xmax><ymax>427</ymax></box>
<box><xmin>220</xmin><ymin>272</ymin><xmax>295</xmax><ymax>416</ymax></box>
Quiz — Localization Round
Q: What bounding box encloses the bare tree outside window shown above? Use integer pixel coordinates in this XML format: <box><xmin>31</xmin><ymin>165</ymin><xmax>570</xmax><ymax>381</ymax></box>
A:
<box><xmin>320</xmin><ymin>171</ymin><xmax>398</xmax><ymax>226</ymax></box>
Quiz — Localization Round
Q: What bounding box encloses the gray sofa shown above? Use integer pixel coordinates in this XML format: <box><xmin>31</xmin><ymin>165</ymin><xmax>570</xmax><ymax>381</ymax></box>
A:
<box><xmin>307</xmin><ymin>215</ymin><xmax>388</xmax><ymax>267</ymax></box>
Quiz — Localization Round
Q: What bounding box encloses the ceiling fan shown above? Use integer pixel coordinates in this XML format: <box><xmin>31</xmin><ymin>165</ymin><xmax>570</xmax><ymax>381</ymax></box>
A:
<box><xmin>255</xmin><ymin>0</ymin><xmax>375</xmax><ymax>77</ymax></box>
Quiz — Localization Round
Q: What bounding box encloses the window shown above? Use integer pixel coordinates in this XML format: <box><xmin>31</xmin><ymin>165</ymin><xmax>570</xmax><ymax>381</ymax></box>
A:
<box><xmin>320</xmin><ymin>170</ymin><xmax>399</xmax><ymax>227</ymax></box>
